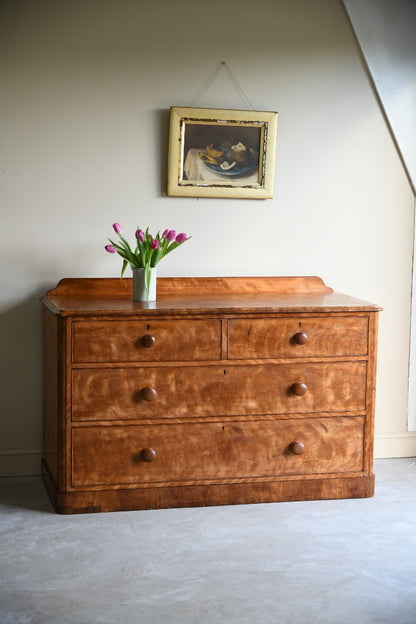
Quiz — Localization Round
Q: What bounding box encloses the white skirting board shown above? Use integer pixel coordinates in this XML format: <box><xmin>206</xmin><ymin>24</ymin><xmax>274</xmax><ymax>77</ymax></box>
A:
<box><xmin>374</xmin><ymin>433</ymin><xmax>416</xmax><ymax>459</ymax></box>
<box><xmin>0</xmin><ymin>439</ymin><xmax>415</xmax><ymax>477</ymax></box>
<box><xmin>0</xmin><ymin>448</ymin><xmax>42</xmax><ymax>477</ymax></box>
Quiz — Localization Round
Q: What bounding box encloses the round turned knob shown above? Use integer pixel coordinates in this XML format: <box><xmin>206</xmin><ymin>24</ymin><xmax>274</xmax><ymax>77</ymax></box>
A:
<box><xmin>289</xmin><ymin>441</ymin><xmax>305</xmax><ymax>455</ymax></box>
<box><xmin>293</xmin><ymin>332</ymin><xmax>308</xmax><ymax>345</ymax></box>
<box><xmin>140</xmin><ymin>447</ymin><xmax>156</xmax><ymax>462</ymax></box>
<box><xmin>292</xmin><ymin>382</ymin><xmax>307</xmax><ymax>396</ymax></box>
<box><xmin>141</xmin><ymin>334</ymin><xmax>156</xmax><ymax>348</ymax></box>
<box><xmin>141</xmin><ymin>386</ymin><xmax>157</xmax><ymax>402</ymax></box>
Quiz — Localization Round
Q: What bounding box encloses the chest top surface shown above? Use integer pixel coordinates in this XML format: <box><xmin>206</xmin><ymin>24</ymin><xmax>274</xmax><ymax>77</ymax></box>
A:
<box><xmin>40</xmin><ymin>276</ymin><xmax>381</xmax><ymax>317</ymax></box>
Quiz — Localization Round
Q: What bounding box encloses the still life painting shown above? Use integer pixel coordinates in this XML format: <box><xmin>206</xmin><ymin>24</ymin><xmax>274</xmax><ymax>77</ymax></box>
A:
<box><xmin>167</xmin><ymin>106</ymin><xmax>278</xmax><ymax>199</ymax></box>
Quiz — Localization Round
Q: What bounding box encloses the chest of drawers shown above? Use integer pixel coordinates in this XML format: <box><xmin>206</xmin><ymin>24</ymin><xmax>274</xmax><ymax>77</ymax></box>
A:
<box><xmin>41</xmin><ymin>276</ymin><xmax>381</xmax><ymax>514</ymax></box>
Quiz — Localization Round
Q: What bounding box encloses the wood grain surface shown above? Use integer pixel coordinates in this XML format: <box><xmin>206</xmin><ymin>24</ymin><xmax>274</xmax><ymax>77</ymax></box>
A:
<box><xmin>40</xmin><ymin>276</ymin><xmax>380</xmax><ymax>513</ymax></box>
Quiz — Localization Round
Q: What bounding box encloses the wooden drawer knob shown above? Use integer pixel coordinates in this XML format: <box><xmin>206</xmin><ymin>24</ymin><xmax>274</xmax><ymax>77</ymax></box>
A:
<box><xmin>140</xmin><ymin>447</ymin><xmax>157</xmax><ymax>462</ymax></box>
<box><xmin>291</xmin><ymin>382</ymin><xmax>307</xmax><ymax>396</ymax></box>
<box><xmin>141</xmin><ymin>386</ymin><xmax>157</xmax><ymax>402</ymax></box>
<box><xmin>293</xmin><ymin>332</ymin><xmax>308</xmax><ymax>345</ymax></box>
<box><xmin>289</xmin><ymin>441</ymin><xmax>305</xmax><ymax>455</ymax></box>
<box><xmin>141</xmin><ymin>334</ymin><xmax>156</xmax><ymax>348</ymax></box>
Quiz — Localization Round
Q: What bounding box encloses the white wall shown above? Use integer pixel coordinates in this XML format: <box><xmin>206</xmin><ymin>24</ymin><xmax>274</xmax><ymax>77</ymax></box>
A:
<box><xmin>344</xmin><ymin>0</ymin><xmax>416</xmax><ymax>192</ymax></box>
<box><xmin>342</xmin><ymin>0</ymin><xmax>416</xmax><ymax>450</ymax></box>
<box><xmin>343</xmin><ymin>0</ymin><xmax>416</xmax><ymax>433</ymax></box>
<box><xmin>1</xmin><ymin>0</ymin><xmax>415</xmax><ymax>475</ymax></box>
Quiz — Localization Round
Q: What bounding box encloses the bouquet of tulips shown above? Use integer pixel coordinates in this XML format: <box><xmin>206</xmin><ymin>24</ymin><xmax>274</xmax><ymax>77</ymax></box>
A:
<box><xmin>105</xmin><ymin>223</ymin><xmax>190</xmax><ymax>279</ymax></box>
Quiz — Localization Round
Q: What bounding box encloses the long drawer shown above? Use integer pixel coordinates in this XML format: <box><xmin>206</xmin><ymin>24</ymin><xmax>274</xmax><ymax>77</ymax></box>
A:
<box><xmin>72</xmin><ymin>319</ymin><xmax>222</xmax><ymax>363</ymax></box>
<box><xmin>228</xmin><ymin>316</ymin><xmax>368</xmax><ymax>359</ymax></box>
<box><xmin>71</xmin><ymin>416</ymin><xmax>365</xmax><ymax>487</ymax></box>
<box><xmin>71</xmin><ymin>362</ymin><xmax>367</xmax><ymax>421</ymax></box>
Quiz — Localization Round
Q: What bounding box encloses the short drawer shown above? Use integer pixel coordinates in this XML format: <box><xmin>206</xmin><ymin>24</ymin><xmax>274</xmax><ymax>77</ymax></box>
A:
<box><xmin>72</xmin><ymin>319</ymin><xmax>221</xmax><ymax>363</ymax></box>
<box><xmin>71</xmin><ymin>361</ymin><xmax>367</xmax><ymax>421</ymax></box>
<box><xmin>228</xmin><ymin>315</ymin><xmax>368</xmax><ymax>359</ymax></box>
<box><xmin>71</xmin><ymin>416</ymin><xmax>365</xmax><ymax>487</ymax></box>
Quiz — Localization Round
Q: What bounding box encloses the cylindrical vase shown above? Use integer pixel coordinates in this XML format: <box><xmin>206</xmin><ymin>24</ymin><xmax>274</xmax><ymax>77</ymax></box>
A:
<box><xmin>132</xmin><ymin>267</ymin><xmax>157</xmax><ymax>302</ymax></box>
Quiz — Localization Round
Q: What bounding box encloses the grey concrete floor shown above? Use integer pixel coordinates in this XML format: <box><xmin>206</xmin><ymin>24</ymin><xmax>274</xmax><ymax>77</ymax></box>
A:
<box><xmin>1</xmin><ymin>459</ymin><xmax>416</xmax><ymax>624</ymax></box>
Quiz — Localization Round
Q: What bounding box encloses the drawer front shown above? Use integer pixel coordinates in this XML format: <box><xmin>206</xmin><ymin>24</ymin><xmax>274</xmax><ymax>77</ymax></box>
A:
<box><xmin>72</xmin><ymin>319</ymin><xmax>221</xmax><ymax>363</ymax></box>
<box><xmin>228</xmin><ymin>316</ymin><xmax>368</xmax><ymax>359</ymax></box>
<box><xmin>72</xmin><ymin>361</ymin><xmax>367</xmax><ymax>421</ymax></box>
<box><xmin>71</xmin><ymin>417</ymin><xmax>365</xmax><ymax>487</ymax></box>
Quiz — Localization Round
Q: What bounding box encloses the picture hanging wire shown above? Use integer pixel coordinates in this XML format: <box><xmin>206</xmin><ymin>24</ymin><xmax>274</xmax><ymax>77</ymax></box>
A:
<box><xmin>189</xmin><ymin>61</ymin><xmax>255</xmax><ymax>110</ymax></box>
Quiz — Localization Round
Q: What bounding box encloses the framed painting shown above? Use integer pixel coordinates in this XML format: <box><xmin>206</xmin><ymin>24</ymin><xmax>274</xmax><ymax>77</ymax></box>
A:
<box><xmin>167</xmin><ymin>106</ymin><xmax>278</xmax><ymax>199</ymax></box>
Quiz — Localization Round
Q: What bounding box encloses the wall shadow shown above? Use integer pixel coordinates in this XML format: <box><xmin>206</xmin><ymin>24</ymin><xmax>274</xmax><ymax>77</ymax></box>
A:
<box><xmin>157</xmin><ymin>107</ymin><xmax>171</xmax><ymax>196</ymax></box>
<box><xmin>0</xmin><ymin>285</ymin><xmax>55</xmax><ymax>456</ymax></box>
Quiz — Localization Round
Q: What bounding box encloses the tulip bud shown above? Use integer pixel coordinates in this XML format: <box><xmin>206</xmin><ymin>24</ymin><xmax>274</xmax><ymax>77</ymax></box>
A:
<box><xmin>166</xmin><ymin>230</ymin><xmax>176</xmax><ymax>242</ymax></box>
<box><xmin>135</xmin><ymin>229</ymin><xmax>145</xmax><ymax>242</ymax></box>
<box><xmin>175</xmin><ymin>233</ymin><xmax>188</xmax><ymax>244</ymax></box>
<box><xmin>151</xmin><ymin>239</ymin><xmax>159</xmax><ymax>250</ymax></box>
<box><xmin>105</xmin><ymin>245</ymin><xmax>116</xmax><ymax>253</ymax></box>
<box><xmin>112</xmin><ymin>223</ymin><xmax>122</xmax><ymax>234</ymax></box>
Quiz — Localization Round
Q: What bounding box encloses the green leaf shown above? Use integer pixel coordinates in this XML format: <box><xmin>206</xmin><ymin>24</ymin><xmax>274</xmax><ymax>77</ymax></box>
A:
<box><xmin>151</xmin><ymin>247</ymin><xmax>163</xmax><ymax>267</ymax></box>
<box><xmin>109</xmin><ymin>238</ymin><xmax>139</xmax><ymax>269</ymax></box>
<box><xmin>162</xmin><ymin>242</ymin><xmax>179</xmax><ymax>257</ymax></box>
<box><xmin>145</xmin><ymin>265</ymin><xmax>151</xmax><ymax>301</ymax></box>
<box><xmin>118</xmin><ymin>233</ymin><xmax>134</xmax><ymax>253</ymax></box>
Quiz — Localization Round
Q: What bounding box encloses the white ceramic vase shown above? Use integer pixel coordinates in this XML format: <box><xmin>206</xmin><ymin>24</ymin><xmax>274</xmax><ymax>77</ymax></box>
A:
<box><xmin>132</xmin><ymin>267</ymin><xmax>157</xmax><ymax>302</ymax></box>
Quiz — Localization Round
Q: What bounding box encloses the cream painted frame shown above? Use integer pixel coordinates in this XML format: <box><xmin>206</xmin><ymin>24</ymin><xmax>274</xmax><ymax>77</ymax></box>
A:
<box><xmin>167</xmin><ymin>106</ymin><xmax>278</xmax><ymax>199</ymax></box>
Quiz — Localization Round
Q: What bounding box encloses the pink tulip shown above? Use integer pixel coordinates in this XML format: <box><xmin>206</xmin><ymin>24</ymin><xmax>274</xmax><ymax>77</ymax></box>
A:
<box><xmin>151</xmin><ymin>239</ymin><xmax>159</xmax><ymax>250</ymax></box>
<box><xmin>105</xmin><ymin>244</ymin><xmax>116</xmax><ymax>253</ymax></box>
<box><xmin>175</xmin><ymin>233</ymin><xmax>188</xmax><ymax>244</ymax></box>
<box><xmin>135</xmin><ymin>229</ymin><xmax>145</xmax><ymax>242</ymax></box>
<box><xmin>166</xmin><ymin>230</ymin><xmax>176</xmax><ymax>242</ymax></box>
<box><xmin>162</xmin><ymin>229</ymin><xmax>169</xmax><ymax>238</ymax></box>
<box><xmin>112</xmin><ymin>223</ymin><xmax>122</xmax><ymax>234</ymax></box>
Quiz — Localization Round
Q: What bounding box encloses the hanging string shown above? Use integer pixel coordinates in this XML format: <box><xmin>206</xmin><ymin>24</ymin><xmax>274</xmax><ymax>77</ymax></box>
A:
<box><xmin>222</xmin><ymin>62</ymin><xmax>255</xmax><ymax>110</ymax></box>
<box><xmin>189</xmin><ymin>61</ymin><xmax>255</xmax><ymax>110</ymax></box>
<box><xmin>189</xmin><ymin>62</ymin><xmax>225</xmax><ymax>107</ymax></box>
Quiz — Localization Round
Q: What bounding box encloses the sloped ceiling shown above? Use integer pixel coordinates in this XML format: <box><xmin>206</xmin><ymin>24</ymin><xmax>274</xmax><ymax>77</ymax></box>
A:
<box><xmin>343</xmin><ymin>0</ymin><xmax>416</xmax><ymax>194</ymax></box>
